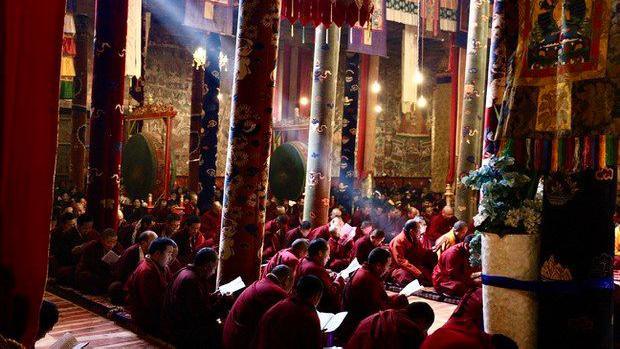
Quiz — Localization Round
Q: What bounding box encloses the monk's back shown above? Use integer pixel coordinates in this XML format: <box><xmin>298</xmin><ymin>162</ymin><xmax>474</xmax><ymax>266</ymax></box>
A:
<box><xmin>255</xmin><ymin>297</ymin><xmax>322</xmax><ymax>349</ymax></box>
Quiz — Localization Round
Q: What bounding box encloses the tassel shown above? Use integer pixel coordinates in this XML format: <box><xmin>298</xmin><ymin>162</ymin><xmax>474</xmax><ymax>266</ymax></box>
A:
<box><xmin>557</xmin><ymin>138</ymin><xmax>565</xmax><ymax>171</ymax></box>
<box><xmin>598</xmin><ymin>135</ymin><xmax>606</xmax><ymax>169</ymax></box>
<box><xmin>606</xmin><ymin>135</ymin><xmax>616</xmax><ymax>167</ymax></box>
<box><xmin>573</xmin><ymin>137</ymin><xmax>581</xmax><ymax>172</ymax></box>
<box><xmin>525</xmin><ymin>138</ymin><xmax>532</xmax><ymax>170</ymax></box>
<box><xmin>551</xmin><ymin>137</ymin><xmax>559</xmax><ymax>173</ymax></box>
<box><xmin>564</xmin><ymin>137</ymin><xmax>574</xmax><ymax>172</ymax></box>
<box><xmin>582</xmin><ymin>136</ymin><xmax>592</xmax><ymax>169</ymax></box>
<box><xmin>534</xmin><ymin>138</ymin><xmax>543</xmax><ymax>173</ymax></box>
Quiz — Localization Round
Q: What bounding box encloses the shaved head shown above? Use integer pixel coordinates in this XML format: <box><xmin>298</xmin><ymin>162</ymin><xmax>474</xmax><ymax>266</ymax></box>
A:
<box><xmin>271</xmin><ymin>265</ymin><xmax>292</xmax><ymax>281</ymax></box>
<box><xmin>291</xmin><ymin>238</ymin><xmax>309</xmax><ymax>252</ymax></box>
<box><xmin>442</xmin><ymin>206</ymin><xmax>454</xmax><ymax>217</ymax></box>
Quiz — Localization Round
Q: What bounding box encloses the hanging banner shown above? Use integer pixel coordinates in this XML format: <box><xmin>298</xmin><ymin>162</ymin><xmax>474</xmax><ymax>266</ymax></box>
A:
<box><xmin>348</xmin><ymin>0</ymin><xmax>387</xmax><ymax>57</ymax></box>
<box><xmin>386</xmin><ymin>0</ymin><xmax>457</xmax><ymax>31</ymax></box>
<box><xmin>401</xmin><ymin>25</ymin><xmax>419</xmax><ymax>113</ymax></box>
<box><xmin>183</xmin><ymin>0</ymin><xmax>234</xmax><ymax>36</ymax></box>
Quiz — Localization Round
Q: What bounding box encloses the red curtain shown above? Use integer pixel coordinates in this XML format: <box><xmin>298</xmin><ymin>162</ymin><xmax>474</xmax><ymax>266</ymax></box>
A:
<box><xmin>0</xmin><ymin>1</ymin><xmax>65</xmax><ymax>347</ymax></box>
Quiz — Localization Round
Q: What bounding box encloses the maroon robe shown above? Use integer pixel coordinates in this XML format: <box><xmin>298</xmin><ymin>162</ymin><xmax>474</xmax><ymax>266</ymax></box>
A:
<box><xmin>162</xmin><ymin>265</ymin><xmax>218</xmax><ymax>347</ymax></box>
<box><xmin>352</xmin><ymin>235</ymin><xmax>375</xmax><ymax>264</ymax></box>
<box><xmin>421</xmin><ymin>288</ymin><xmax>492</xmax><ymax>349</ymax></box>
<box><xmin>327</xmin><ymin>236</ymin><xmax>353</xmax><ymax>272</ymax></box>
<box><xmin>116</xmin><ymin>221</ymin><xmax>137</xmax><ymax>249</ymax></box>
<box><xmin>171</xmin><ymin>227</ymin><xmax>206</xmax><ymax>265</ymax></box>
<box><xmin>424</xmin><ymin>214</ymin><xmax>458</xmax><ymax>249</ymax></box>
<box><xmin>75</xmin><ymin>240</ymin><xmax>122</xmax><ymax>294</ymax></box>
<box><xmin>222</xmin><ymin>277</ymin><xmax>288</xmax><ymax>349</ymax></box>
<box><xmin>284</xmin><ymin>226</ymin><xmax>305</xmax><ymax>247</ymax></box>
<box><xmin>346</xmin><ymin>309</ymin><xmax>426</xmax><ymax>349</ymax></box>
<box><xmin>350</xmin><ymin>210</ymin><xmax>370</xmax><ymax>227</ymax></box>
<box><xmin>255</xmin><ymin>297</ymin><xmax>322</xmax><ymax>349</ymax></box>
<box><xmin>113</xmin><ymin>243</ymin><xmax>142</xmax><ymax>284</ymax></box>
<box><xmin>263</xmin><ymin>219</ymin><xmax>285</xmax><ymax>259</ymax></box>
<box><xmin>432</xmin><ymin>242</ymin><xmax>479</xmax><ymax>297</ymax></box>
<box><xmin>339</xmin><ymin>264</ymin><xmax>407</xmax><ymax>343</ymax></box>
<box><xmin>297</xmin><ymin>258</ymin><xmax>343</xmax><ymax>312</ymax></box>
<box><xmin>262</xmin><ymin>248</ymin><xmax>301</xmax><ymax>278</ymax></box>
<box><xmin>389</xmin><ymin>231</ymin><xmax>437</xmax><ymax>286</ymax></box>
<box><xmin>309</xmin><ymin>224</ymin><xmax>330</xmax><ymax>241</ymax></box>
<box><xmin>125</xmin><ymin>257</ymin><xmax>169</xmax><ymax>333</ymax></box>
<box><xmin>200</xmin><ymin>210</ymin><xmax>221</xmax><ymax>248</ymax></box>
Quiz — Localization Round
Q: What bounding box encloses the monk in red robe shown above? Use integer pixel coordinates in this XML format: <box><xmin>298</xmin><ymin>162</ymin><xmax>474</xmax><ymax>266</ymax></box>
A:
<box><xmin>49</xmin><ymin>213</ymin><xmax>95</xmax><ymax>284</ymax></box>
<box><xmin>423</xmin><ymin>206</ymin><xmax>457</xmax><ymax>249</ymax></box>
<box><xmin>353</xmin><ymin>229</ymin><xmax>385</xmax><ymax>263</ymax></box>
<box><xmin>75</xmin><ymin>228</ymin><xmax>123</xmax><ymax>294</ymax></box>
<box><xmin>222</xmin><ymin>265</ymin><xmax>294</xmax><ymax>349</ymax></box>
<box><xmin>153</xmin><ymin>213</ymin><xmax>181</xmax><ymax>238</ymax></box>
<box><xmin>326</xmin><ymin>225</ymin><xmax>354</xmax><ymax>272</ymax></box>
<box><xmin>346</xmin><ymin>302</ymin><xmax>435</xmax><ymax>349</ymax></box>
<box><xmin>125</xmin><ymin>237</ymin><xmax>176</xmax><ymax>334</ymax></box>
<box><xmin>162</xmin><ymin>248</ymin><xmax>220</xmax><ymax>348</ymax></box>
<box><xmin>255</xmin><ymin>275</ymin><xmax>324</xmax><ymax>349</ymax></box>
<box><xmin>389</xmin><ymin>218</ymin><xmax>437</xmax><ymax>286</ymax></box>
<box><xmin>296</xmin><ymin>238</ymin><xmax>344</xmax><ymax>312</ymax></box>
<box><xmin>284</xmin><ymin>220</ymin><xmax>312</xmax><ymax>247</ymax></box>
<box><xmin>421</xmin><ymin>288</ymin><xmax>497</xmax><ymax>349</ymax></box>
<box><xmin>338</xmin><ymin>248</ymin><xmax>407</xmax><ymax>343</ymax></box>
<box><xmin>351</xmin><ymin>204</ymin><xmax>372</xmax><ymax>227</ymax></box>
<box><xmin>171</xmin><ymin>215</ymin><xmax>205</xmax><ymax>265</ymax></box>
<box><xmin>262</xmin><ymin>239</ymin><xmax>309</xmax><ymax>278</ymax></box>
<box><xmin>263</xmin><ymin>215</ymin><xmax>289</xmax><ymax>259</ymax></box>
<box><xmin>432</xmin><ymin>235</ymin><xmax>480</xmax><ymax>297</ymax></box>
<box><xmin>310</xmin><ymin>216</ymin><xmax>343</xmax><ymax>241</ymax></box>
<box><xmin>200</xmin><ymin>201</ymin><xmax>222</xmax><ymax>248</ymax></box>
<box><xmin>113</xmin><ymin>231</ymin><xmax>157</xmax><ymax>285</ymax></box>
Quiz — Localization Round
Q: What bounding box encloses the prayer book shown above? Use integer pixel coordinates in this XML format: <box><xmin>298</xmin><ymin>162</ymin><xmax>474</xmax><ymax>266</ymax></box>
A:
<box><xmin>49</xmin><ymin>333</ymin><xmax>88</xmax><ymax>349</ymax></box>
<box><xmin>399</xmin><ymin>279</ymin><xmax>423</xmax><ymax>296</ymax></box>
<box><xmin>218</xmin><ymin>276</ymin><xmax>246</xmax><ymax>295</ymax></box>
<box><xmin>317</xmin><ymin>311</ymin><xmax>348</xmax><ymax>333</ymax></box>
<box><xmin>101</xmin><ymin>250</ymin><xmax>120</xmax><ymax>265</ymax></box>
<box><xmin>338</xmin><ymin>258</ymin><xmax>361</xmax><ymax>279</ymax></box>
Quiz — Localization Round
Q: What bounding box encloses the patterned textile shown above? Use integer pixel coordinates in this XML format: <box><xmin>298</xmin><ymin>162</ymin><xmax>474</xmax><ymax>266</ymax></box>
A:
<box><xmin>183</xmin><ymin>0</ymin><xmax>234</xmax><ymax>35</ymax></box>
<box><xmin>348</xmin><ymin>0</ymin><xmax>387</xmax><ymax>57</ymax></box>
<box><xmin>386</xmin><ymin>0</ymin><xmax>457</xmax><ymax>32</ymax></box>
<box><xmin>62</xmin><ymin>37</ymin><xmax>76</xmax><ymax>56</ymax></box>
<box><xmin>125</xmin><ymin>0</ymin><xmax>142</xmax><ymax>78</ymax></box>
<box><xmin>338</xmin><ymin>53</ymin><xmax>360</xmax><ymax>213</ymax></box>
<box><xmin>198</xmin><ymin>33</ymin><xmax>221</xmax><ymax>213</ymax></box>
<box><xmin>281</xmin><ymin>0</ymin><xmax>373</xmax><ymax>27</ymax></box>
<box><xmin>401</xmin><ymin>25</ymin><xmax>419</xmax><ymax>114</ymax></box>
<box><xmin>60</xmin><ymin>56</ymin><xmax>76</xmax><ymax>77</ymax></box>
<box><xmin>64</xmin><ymin>13</ymin><xmax>76</xmax><ymax>34</ymax></box>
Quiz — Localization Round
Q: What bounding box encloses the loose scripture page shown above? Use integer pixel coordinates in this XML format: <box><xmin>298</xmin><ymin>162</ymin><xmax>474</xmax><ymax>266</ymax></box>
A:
<box><xmin>218</xmin><ymin>276</ymin><xmax>245</xmax><ymax>295</ymax></box>
<box><xmin>101</xmin><ymin>250</ymin><xmax>120</xmax><ymax>265</ymax></box>
<box><xmin>399</xmin><ymin>279</ymin><xmax>423</xmax><ymax>296</ymax></box>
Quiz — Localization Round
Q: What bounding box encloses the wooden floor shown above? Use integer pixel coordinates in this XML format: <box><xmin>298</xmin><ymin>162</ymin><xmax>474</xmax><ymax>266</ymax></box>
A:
<box><xmin>408</xmin><ymin>295</ymin><xmax>457</xmax><ymax>334</ymax></box>
<box><xmin>35</xmin><ymin>293</ymin><xmax>163</xmax><ymax>349</ymax></box>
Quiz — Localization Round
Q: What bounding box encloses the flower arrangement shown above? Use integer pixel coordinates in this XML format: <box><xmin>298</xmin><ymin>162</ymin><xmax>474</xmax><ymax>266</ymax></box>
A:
<box><xmin>461</xmin><ymin>155</ymin><xmax>542</xmax><ymax>266</ymax></box>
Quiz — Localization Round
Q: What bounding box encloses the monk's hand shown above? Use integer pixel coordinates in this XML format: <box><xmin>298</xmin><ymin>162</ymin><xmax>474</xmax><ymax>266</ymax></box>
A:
<box><xmin>431</xmin><ymin>244</ymin><xmax>440</xmax><ymax>252</ymax></box>
<box><xmin>470</xmin><ymin>271</ymin><xmax>481</xmax><ymax>279</ymax></box>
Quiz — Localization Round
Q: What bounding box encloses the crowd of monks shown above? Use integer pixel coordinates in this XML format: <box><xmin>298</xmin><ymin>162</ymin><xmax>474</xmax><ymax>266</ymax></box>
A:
<box><xmin>47</xmin><ymin>190</ymin><xmax>520</xmax><ymax>348</ymax></box>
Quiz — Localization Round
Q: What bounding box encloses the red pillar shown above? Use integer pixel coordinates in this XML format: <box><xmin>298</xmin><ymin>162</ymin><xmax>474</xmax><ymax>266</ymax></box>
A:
<box><xmin>86</xmin><ymin>0</ymin><xmax>129</xmax><ymax>231</ymax></box>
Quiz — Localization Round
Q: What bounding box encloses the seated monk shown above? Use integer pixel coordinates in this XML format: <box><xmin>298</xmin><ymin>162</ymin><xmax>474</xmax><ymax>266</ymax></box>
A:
<box><xmin>222</xmin><ymin>265</ymin><xmax>294</xmax><ymax>349</ymax></box>
<box><xmin>171</xmin><ymin>215</ymin><xmax>205</xmax><ymax>265</ymax></box>
<box><xmin>433</xmin><ymin>220</ymin><xmax>468</xmax><ymax>256</ymax></box>
<box><xmin>346</xmin><ymin>302</ymin><xmax>435</xmax><ymax>349</ymax></box>
<box><xmin>615</xmin><ymin>225</ymin><xmax>620</xmax><ymax>269</ymax></box>
<box><xmin>326</xmin><ymin>224</ymin><xmax>354</xmax><ymax>272</ymax></box>
<box><xmin>296</xmin><ymin>238</ymin><xmax>344</xmax><ymax>313</ymax></box>
<box><xmin>131</xmin><ymin>215</ymin><xmax>156</xmax><ymax>245</ymax></box>
<box><xmin>310</xmin><ymin>216</ymin><xmax>344</xmax><ymax>241</ymax></box>
<box><xmin>423</xmin><ymin>206</ymin><xmax>457</xmax><ymax>249</ymax></box>
<box><xmin>117</xmin><ymin>215</ymin><xmax>138</xmax><ymax>249</ymax></box>
<box><xmin>151</xmin><ymin>199</ymin><xmax>171</xmax><ymax>222</ymax></box>
<box><xmin>421</xmin><ymin>288</ymin><xmax>507</xmax><ymax>349</ymax></box>
<box><xmin>126</xmin><ymin>237</ymin><xmax>176</xmax><ymax>334</ymax></box>
<box><xmin>112</xmin><ymin>231</ymin><xmax>158</xmax><ymax>288</ymax></box>
<box><xmin>200</xmin><ymin>201</ymin><xmax>222</xmax><ymax>249</ymax></box>
<box><xmin>263</xmin><ymin>215</ymin><xmax>289</xmax><ymax>259</ymax></box>
<box><xmin>49</xmin><ymin>213</ymin><xmax>92</xmax><ymax>284</ymax></box>
<box><xmin>338</xmin><ymin>248</ymin><xmax>408</xmax><ymax>344</ymax></box>
<box><xmin>389</xmin><ymin>218</ymin><xmax>437</xmax><ymax>286</ymax></box>
<box><xmin>154</xmin><ymin>213</ymin><xmax>181</xmax><ymax>238</ymax></box>
<box><xmin>255</xmin><ymin>275</ymin><xmax>324</xmax><ymax>349</ymax></box>
<box><xmin>166</xmin><ymin>244</ymin><xmax>183</xmax><ymax>278</ymax></box>
<box><xmin>75</xmin><ymin>228</ymin><xmax>123</xmax><ymax>294</ymax></box>
<box><xmin>262</xmin><ymin>239</ymin><xmax>309</xmax><ymax>278</ymax></box>
<box><xmin>353</xmin><ymin>229</ymin><xmax>385</xmax><ymax>264</ymax></box>
<box><xmin>162</xmin><ymin>248</ymin><xmax>220</xmax><ymax>348</ymax></box>
<box><xmin>432</xmin><ymin>235</ymin><xmax>480</xmax><ymax>297</ymax></box>
<box><xmin>284</xmin><ymin>220</ymin><xmax>312</xmax><ymax>247</ymax></box>
<box><xmin>351</xmin><ymin>204</ymin><xmax>372</xmax><ymax>227</ymax></box>
<box><xmin>354</xmin><ymin>221</ymin><xmax>374</xmax><ymax>242</ymax></box>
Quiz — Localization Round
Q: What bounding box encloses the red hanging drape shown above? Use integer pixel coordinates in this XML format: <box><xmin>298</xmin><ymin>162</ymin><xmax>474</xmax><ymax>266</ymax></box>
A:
<box><xmin>0</xmin><ymin>1</ymin><xmax>66</xmax><ymax>347</ymax></box>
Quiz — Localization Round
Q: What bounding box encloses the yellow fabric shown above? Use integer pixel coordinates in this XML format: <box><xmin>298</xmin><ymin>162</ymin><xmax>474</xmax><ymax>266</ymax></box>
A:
<box><xmin>615</xmin><ymin>225</ymin><xmax>620</xmax><ymax>256</ymax></box>
<box><xmin>435</xmin><ymin>229</ymin><xmax>456</xmax><ymax>256</ymax></box>
<box><xmin>60</xmin><ymin>56</ymin><xmax>75</xmax><ymax>77</ymax></box>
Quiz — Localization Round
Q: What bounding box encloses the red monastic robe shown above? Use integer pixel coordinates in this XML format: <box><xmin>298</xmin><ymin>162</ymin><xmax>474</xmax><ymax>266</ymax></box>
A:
<box><xmin>255</xmin><ymin>297</ymin><xmax>322</xmax><ymax>349</ymax></box>
<box><xmin>420</xmin><ymin>288</ymin><xmax>493</xmax><ymax>349</ymax></box>
<box><xmin>200</xmin><ymin>209</ymin><xmax>221</xmax><ymax>248</ymax></box>
<box><xmin>345</xmin><ymin>309</ymin><xmax>426</xmax><ymax>349</ymax></box>
<box><xmin>113</xmin><ymin>243</ymin><xmax>142</xmax><ymax>284</ymax></box>
<box><xmin>352</xmin><ymin>235</ymin><xmax>375</xmax><ymax>264</ymax></box>
<box><xmin>222</xmin><ymin>277</ymin><xmax>288</xmax><ymax>349</ymax></box>
<box><xmin>75</xmin><ymin>240</ymin><xmax>122</xmax><ymax>294</ymax></box>
<box><xmin>309</xmin><ymin>224</ymin><xmax>330</xmax><ymax>241</ymax></box>
<box><xmin>171</xmin><ymin>227</ymin><xmax>206</xmax><ymax>265</ymax></box>
<box><xmin>424</xmin><ymin>214</ymin><xmax>458</xmax><ymax>249</ymax></box>
<box><xmin>262</xmin><ymin>248</ymin><xmax>301</xmax><ymax>278</ymax></box>
<box><xmin>284</xmin><ymin>226</ymin><xmax>305</xmax><ymax>247</ymax></box>
<box><xmin>125</xmin><ymin>257</ymin><xmax>169</xmax><ymax>333</ymax></box>
<box><xmin>432</xmin><ymin>242</ymin><xmax>479</xmax><ymax>297</ymax></box>
<box><xmin>327</xmin><ymin>236</ymin><xmax>353</xmax><ymax>272</ymax></box>
<box><xmin>297</xmin><ymin>258</ymin><xmax>343</xmax><ymax>312</ymax></box>
<box><xmin>263</xmin><ymin>219</ymin><xmax>285</xmax><ymax>259</ymax></box>
<box><xmin>389</xmin><ymin>231</ymin><xmax>437</xmax><ymax>286</ymax></box>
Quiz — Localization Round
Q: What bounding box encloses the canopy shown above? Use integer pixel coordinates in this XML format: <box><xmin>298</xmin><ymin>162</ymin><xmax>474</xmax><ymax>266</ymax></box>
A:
<box><xmin>281</xmin><ymin>0</ymin><xmax>374</xmax><ymax>27</ymax></box>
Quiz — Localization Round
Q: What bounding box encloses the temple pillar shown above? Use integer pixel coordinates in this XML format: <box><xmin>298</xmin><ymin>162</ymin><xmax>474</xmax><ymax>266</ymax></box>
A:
<box><xmin>445</xmin><ymin>35</ymin><xmax>460</xmax><ymax>206</ymax></box>
<box><xmin>188</xmin><ymin>54</ymin><xmax>205</xmax><ymax>194</ymax></box>
<box><xmin>198</xmin><ymin>33</ymin><xmax>221</xmax><ymax>213</ymax></box>
<box><xmin>86</xmin><ymin>0</ymin><xmax>128</xmax><ymax>230</ymax></box>
<box><xmin>338</xmin><ymin>52</ymin><xmax>360</xmax><ymax>214</ymax></box>
<box><xmin>70</xmin><ymin>13</ymin><xmax>92</xmax><ymax>192</ymax></box>
<box><xmin>216</xmin><ymin>1</ymin><xmax>281</xmax><ymax>285</ymax></box>
<box><xmin>303</xmin><ymin>24</ymin><xmax>341</xmax><ymax>227</ymax></box>
<box><xmin>454</xmin><ymin>0</ymin><xmax>490</xmax><ymax>222</ymax></box>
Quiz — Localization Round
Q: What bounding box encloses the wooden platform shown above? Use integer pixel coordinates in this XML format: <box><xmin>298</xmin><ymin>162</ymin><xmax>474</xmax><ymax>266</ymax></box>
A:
<box><xmin>35</xmin><ymin>293</ymin><xmax>166</xmax><ymax>349</ymax></box>
<box><xmin>408</xmin><ymin>295</ymin><xmax>457</xmax><ymax>334</ymax></box>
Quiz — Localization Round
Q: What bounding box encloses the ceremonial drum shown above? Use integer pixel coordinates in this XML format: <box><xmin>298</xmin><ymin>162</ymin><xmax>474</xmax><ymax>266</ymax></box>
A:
<box><xmin>122</xmin><ymin>132</ymin><xmax>176</xmax><ymax>200</ymax></box>
<box><xmin>269</xmin><ymin>141</ymin><xmax>307</xmax><ymax>201</ymax></box>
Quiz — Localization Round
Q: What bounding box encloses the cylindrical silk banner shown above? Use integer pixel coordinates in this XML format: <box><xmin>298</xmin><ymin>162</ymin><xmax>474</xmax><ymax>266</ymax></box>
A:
<box><xmin>217</xmin><ymin>1</ymin><xmax>281</xmax><ymax>286</ymax></box>
<box><xmin>303</xmin><ymin>24</ymin><xmax>341</xmax><ymax>227</ymax></box>
<box><xmin>454</xmin><ymin>0</ymin><xmax>490</xmax><ymax>222</ymax></box>
<box><xmin>482</xmin><ymin>233</ymin><xmax>540</xmax><ymax>349</ymax></box>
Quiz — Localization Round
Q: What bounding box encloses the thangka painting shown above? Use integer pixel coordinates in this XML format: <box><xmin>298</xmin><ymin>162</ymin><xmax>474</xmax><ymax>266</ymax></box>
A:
<box><xmin>516</xmin><ymin>0</ymin><xmax>611</xmax><ymax>86</ymax></box>
<box><xmin>396</xmin><ymin>108</ymin><xmax>431</xmax><ymax>137</ymax></box>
